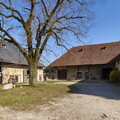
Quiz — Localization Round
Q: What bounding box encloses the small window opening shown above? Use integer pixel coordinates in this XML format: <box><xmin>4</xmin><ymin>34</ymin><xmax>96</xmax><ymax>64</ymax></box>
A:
<box><xmin>8</xmin><ymin>75</ymin><xmax>14</xmax><ymax>83</ymax></box>
<box><xmin>100</xmin><ymin>47</ymin><xmax>106</xmax><ymax>50</ymax></box>
<box><xmin>78</xmin><ymin>49</ymin><xmax>83</xmax><ymax>52</ymax></box>
<box><xmin>2</xmin><ymin>43</ymin><xmax>7</xmax><ymax>49</ymax></box>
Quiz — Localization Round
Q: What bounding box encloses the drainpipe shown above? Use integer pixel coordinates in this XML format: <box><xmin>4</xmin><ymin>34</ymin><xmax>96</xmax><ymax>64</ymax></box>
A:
<box><xmin>0</xmin><ymin>64</ymin><xmax>3</xmax><ymax>84</ymax></box>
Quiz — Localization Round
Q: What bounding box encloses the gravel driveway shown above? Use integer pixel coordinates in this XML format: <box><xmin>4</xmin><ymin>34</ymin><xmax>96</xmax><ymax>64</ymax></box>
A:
<box><xmin>0</xmin><ymin>80</ymin><xmax>120</xmax><ymax>120</ymax></box>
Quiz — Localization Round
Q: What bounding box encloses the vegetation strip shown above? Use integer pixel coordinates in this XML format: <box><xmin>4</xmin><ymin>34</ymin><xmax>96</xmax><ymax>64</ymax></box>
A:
<box><xmin>0</xmin><ymin>84</ymin><xmax>70</xmax><ymax>110</ymax></box>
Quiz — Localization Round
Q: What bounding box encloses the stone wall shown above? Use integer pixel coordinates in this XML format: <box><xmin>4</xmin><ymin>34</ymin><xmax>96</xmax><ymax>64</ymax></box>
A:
<box><xmin>54</xmin><ymin>64</ymin><xmax>115</xmax><ymax>80</ymax></box>
<box><xmin>67</xmin><ymin>65</ymin><xmax>101</xmax><ymax>80</ymax></box>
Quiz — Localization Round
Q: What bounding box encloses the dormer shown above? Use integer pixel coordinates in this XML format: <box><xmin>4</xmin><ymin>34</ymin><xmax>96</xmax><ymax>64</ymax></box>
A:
<box><xmin>100</xmin><ymin>47</ymin><xmax>106</xmax><ymax>50</ymax></box>
<box><xmin>2</xmin><ymin>43</ymin><xmax>7</xmax><ymax>49</ymax></box>
<box><xmin>78</xmin><ymin>49</ymin><xmax>83</xmax><ymax>52</ymax></box>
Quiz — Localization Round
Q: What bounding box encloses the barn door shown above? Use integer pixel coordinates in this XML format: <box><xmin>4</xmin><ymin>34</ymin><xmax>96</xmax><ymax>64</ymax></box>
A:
<box><xmin>102</xmin><ymin>68</ymin><xmax>113</xmax><ymax>79</ymax></box>
<box><xmin>57</xmin><ymin>69</ymin><xmax>67</xmax><ymax>80</ymax></box>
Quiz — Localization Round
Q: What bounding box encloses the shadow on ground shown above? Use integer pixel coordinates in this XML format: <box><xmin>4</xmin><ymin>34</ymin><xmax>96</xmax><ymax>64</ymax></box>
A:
<box><xmin>68</xmin><ymin>80</ymin><xmax>120</xmax><ymax>100</ymax></box>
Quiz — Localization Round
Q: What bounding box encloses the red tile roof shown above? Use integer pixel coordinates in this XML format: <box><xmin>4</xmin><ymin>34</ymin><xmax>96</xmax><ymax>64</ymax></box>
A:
<box><xmin>51</xmin><ymin>41</ymin><xmax>120</xmax><ymax>67</ymax></box>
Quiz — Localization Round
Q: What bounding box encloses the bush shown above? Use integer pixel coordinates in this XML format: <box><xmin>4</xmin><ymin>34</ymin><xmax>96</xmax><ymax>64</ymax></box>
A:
<box><xmin>109</xmin><ymin>70</ymin><xmax>120</xmax><ymax>82</ymax></box>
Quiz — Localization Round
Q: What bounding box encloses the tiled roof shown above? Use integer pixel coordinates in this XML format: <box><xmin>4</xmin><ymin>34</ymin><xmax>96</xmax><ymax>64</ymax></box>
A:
<box><xmin>51</xmin><ymin>41</ymin><xmax>120</xmax><ymax>67</ymax></box>
<box><xmin>0</xmin><ymin>41</ymin><xmax>44</xmax><ymax>67</ymax></box>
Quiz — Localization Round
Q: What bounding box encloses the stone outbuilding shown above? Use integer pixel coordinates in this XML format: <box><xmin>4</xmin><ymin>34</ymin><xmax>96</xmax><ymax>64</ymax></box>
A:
<box><xmin>0</xmin><ymin>41</ymin><xmax>44</xmax><ymax>84</ymax></box>
<box><xmin>50</xmin><ymin>41</ymin><xmax>120</xmax><ymax>80</ymax></box>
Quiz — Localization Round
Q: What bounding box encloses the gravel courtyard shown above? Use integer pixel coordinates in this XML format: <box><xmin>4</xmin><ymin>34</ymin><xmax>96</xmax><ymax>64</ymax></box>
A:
<box><xmin>0</xmin><ymin>80</ymin><xmax>120</xmax><ymax>120</ymax></box>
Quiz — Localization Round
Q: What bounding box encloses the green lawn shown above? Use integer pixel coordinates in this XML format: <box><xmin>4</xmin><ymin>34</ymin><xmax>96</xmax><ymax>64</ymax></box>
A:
<box><xmin>17</xmin><ymin>80</ymin><xmax>80</xmax><ymax>85</ymax></box>
<box><xmin>39</xmin><ymin>80</ymin><xmax>81</xmax><ymax>83</ymax></box>
<box><xmin>0</xmin><ymin>83</ymin><xmax>70</xmax><ymax>110</ymax></box>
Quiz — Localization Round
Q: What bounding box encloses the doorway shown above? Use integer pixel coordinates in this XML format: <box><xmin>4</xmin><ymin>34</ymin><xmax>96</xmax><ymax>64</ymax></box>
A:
<box><xmin>102</xmin><ymin>68</ymin><xmax>113</xmax><ymax>79</ymax></box>
<box><xmin>57</xmin><ymin>69</ymin><xmax>67</xmax><ymax>80</ymax></box>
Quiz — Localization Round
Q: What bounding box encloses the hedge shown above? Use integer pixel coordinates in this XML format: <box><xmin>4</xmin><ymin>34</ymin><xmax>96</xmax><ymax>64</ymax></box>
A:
<box><xmin>109</xmin><ymin>70</ymin><xmax>120</xmax><ymax>81</ymax></box>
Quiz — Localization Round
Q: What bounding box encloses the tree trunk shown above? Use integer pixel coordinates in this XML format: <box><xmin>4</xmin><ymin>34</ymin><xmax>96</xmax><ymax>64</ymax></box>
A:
<box><xmin>28</xmin><ymin>59</ymin><xmax>38</xmax><ymax>86</ymax></box>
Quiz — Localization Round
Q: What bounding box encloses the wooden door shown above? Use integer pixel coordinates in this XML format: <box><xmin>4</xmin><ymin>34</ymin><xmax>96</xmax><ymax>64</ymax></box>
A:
<box><xmin>85</xmin><ymin>72</ymin><xmax>89</xmax><ymax>79</ymax></box>
<box><xmin>57</xmin><ymin>69</ymin><xmax>67</xmax><ymax>80</ymax></box>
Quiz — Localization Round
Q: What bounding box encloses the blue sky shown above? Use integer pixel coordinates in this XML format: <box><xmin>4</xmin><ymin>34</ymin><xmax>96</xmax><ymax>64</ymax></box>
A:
<box><xmin>43</xmin><ymin>0</ymin><xmax>120</xmax><ymax>65</ymax></box>
<box><xmin>85</xmin><ymin>0</ymin><xmax>120</xmax><ymax>44</ymax></box>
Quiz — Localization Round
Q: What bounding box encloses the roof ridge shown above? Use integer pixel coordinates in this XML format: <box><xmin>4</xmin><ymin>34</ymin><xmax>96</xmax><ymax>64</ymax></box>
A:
<box><xmin>72</xmin><ymin>41</ymin><xmax>120</xmax><ymax>48</ymax></box>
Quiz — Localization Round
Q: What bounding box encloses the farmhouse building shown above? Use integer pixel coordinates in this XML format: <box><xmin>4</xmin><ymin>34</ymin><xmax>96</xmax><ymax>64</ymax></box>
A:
<box><xmin>50</xmin><ymin>41</ymin><xmax>120</xmax><ymax>80</ymax></box>
<box><xmin>0</xmin><ymin>41</ymin><xmax>44</xmax><ymax>84</ymax></box>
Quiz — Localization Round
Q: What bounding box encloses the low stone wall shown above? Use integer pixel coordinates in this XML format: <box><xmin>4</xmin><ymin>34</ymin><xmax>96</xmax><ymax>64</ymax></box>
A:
<box><xmin>0</xmin><ymin>83</ymin><xmax>13</xmax><ymax>90</ymax></box>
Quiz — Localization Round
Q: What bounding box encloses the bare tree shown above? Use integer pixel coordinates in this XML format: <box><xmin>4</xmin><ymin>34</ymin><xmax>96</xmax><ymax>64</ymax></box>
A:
<box><xmin>0</xmin><ymin>0</ymin><xmax>94</xmax><ymax>86</ymax></box>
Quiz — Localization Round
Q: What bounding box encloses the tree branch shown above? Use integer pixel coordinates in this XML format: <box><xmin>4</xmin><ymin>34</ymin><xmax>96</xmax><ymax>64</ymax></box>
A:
<box><xmin>0</xmin><ymin>2</ymin><xmax>24</xmax><ymax>21</ymax></box>
<box><xmin>0</xmin><ymin>12</ymin><xmax>24</xmax><ymax>24</ymax></box>
<box><xmin>41</xmin><ymin>0</ymin><xmax>49</xmax><ymax>17</ymax></box>
<box><xmin>52</xmin><ymin>31</ymin><xmax>68</xmax><ymax>50</ymax></box>
<box><xmin>39</xmin><ymin>32</ymin><xmax>52</xmax><ymax>56</ymax></box>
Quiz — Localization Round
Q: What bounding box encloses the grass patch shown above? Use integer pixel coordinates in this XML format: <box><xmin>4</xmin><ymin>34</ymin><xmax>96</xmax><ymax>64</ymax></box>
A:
<box><xmin>0</xmin><ymin>84</ymin><xmax>69</xmax><ymax>110</ymax></box>
<box><xmin>40</xmin><ymin>80</ymin><xmax>81</xmax><ymax>84</ymax></box>
<box><xmin>17</xmin><ymin>80</ymin><xmax>80</xmax><ymax>85</ymax></box>
<box><xmin>79</xmin><ymin>80</ymin><xmax>99</xmax><ymax>83</ymax></box>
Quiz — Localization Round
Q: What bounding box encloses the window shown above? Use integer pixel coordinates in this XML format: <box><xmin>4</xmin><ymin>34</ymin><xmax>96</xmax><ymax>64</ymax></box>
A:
<box><xmin>8</xmin><ymin>75</ymin><xmax>19</xmax><ymax>83</ymax></box>
<box><xmin>39</xmin><ymin>75</ymin><xmax>42</xmax><ymax>81</ymax></box>
<box><xmin>76</xmin><ymin>72</ymin><xmax>82</xmax><ymax>79</ymax></box>
<box><xmin>9</xmin><ymin>75</ymin><xmax>14</xmax><ymax>79</ymax></box>
<box><xmin>15</xmin><ymin>75</ymin><xmax>18</xmax><ymax>83</ymax></box>
<box><xmin>8</xmin><ymin>75</ymin><xmax>14</xmax><ymax>83</ymax></box>
<box><xmin>85</xmin><ymin>72</ymin><xmax>89</xmax><ymax>79</ymax></box>
<box><xmin>100</xmin><ymin>47</ymin><xmax>106</xmax><ymax>50</ymax></box>
<box><xmin>27</xmin><ymin>70</ymin><xmax>29</xmax><ymax>75</ymax></box>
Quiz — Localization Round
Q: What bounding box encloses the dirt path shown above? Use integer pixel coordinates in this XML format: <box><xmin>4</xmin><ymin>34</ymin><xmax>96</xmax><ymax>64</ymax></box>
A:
<box><xmin>0</xmin><ymin>81</ymin><xmax>120</xmax><ymax>120</ymax></box>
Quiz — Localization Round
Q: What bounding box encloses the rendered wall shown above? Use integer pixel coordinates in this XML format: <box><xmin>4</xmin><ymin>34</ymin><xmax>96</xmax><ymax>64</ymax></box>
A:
<box><xmin>37</xmin><ymin>69</ymin><xmax>44</xmax><ymax>81</ymax></box>
<box><xmin>2</xmin><ymin>67</ymin><xmax>24</xmax><ymax>83</ymax></box>
<box><xmin>2</xmin><ymin>67</ymin><xmax>44</xmax><ymax>83</ymax></box>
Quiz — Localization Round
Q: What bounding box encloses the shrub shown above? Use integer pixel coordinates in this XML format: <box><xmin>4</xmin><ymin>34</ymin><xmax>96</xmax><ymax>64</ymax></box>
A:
<box><xmin>109</xmin><ymin>70</ymin><xmax>120</xmax><ymax>82</ymax></box>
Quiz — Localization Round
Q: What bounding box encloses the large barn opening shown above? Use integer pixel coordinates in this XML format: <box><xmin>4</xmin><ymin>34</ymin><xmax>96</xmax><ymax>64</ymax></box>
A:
<box><xmin>102</xmin><ymin>68</ymin><xmax>113</xmax><ymax>79</ymax></box>
<box><xmin>57</xmin><ymin>69</ymin><xmax>67</xmax><ymax>80</ymax></box>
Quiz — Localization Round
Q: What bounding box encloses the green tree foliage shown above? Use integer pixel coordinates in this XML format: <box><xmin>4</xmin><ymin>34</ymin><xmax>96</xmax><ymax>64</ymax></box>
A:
<box><xmin>109</xmin><ymin>70</ymin><xmax>120</xmax><ymax>82</ymax></box>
